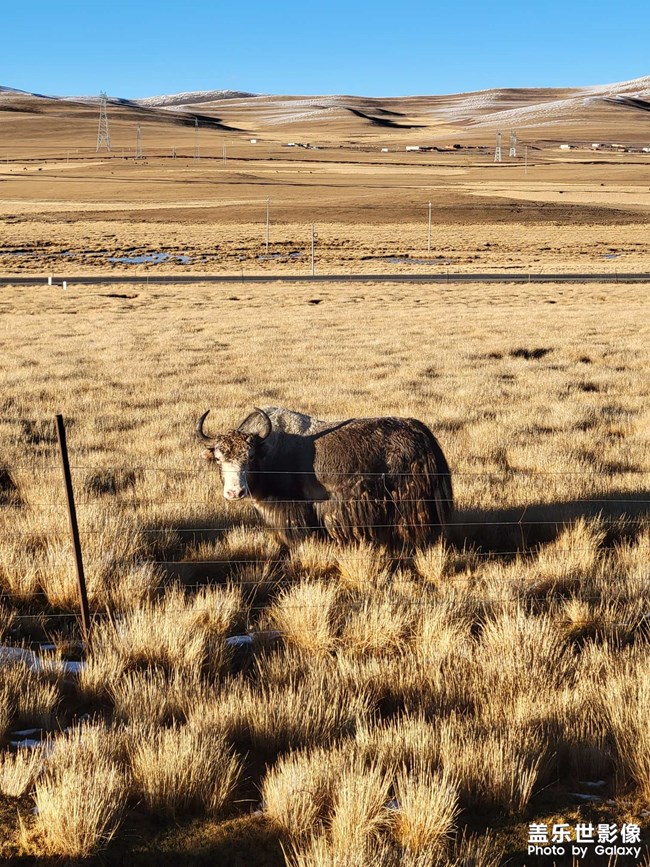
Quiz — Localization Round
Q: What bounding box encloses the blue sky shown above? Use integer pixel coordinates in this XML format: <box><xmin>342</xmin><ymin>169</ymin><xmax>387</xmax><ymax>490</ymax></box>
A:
<box><xmin>2</xmin><ymin>0</ymin><xmax>649</xmax><ymax>98</ymax></box>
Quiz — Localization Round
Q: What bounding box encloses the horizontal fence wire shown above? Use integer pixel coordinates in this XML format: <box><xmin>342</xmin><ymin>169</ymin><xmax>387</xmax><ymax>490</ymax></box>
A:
<box><xmin>3</xmin><ymin>518</ymin><xmax>650</xmax><ymax>539</ymax></box>
<box><xmin>0</xmin><ymin>575</ymin><xmax>647</xmax><ymax>602</ymax></box>
<box><xmin>2</xmin><ymin>466</ymin><xmax>650</xmax><ymax>475</ymax></box>
<box><xmin>1</xmin><ymin>456</ymin><xmax>649</xmax><ymax>641</ymax></box>
<box><xmin>6</xmin><ymin>495</ymin><xmax>650</xmax><ymax>507</ymax></box>
<box><xmin>7</xmin><ymin>599</ymin><xmax>650</xmax><ymax>616</ymax></box>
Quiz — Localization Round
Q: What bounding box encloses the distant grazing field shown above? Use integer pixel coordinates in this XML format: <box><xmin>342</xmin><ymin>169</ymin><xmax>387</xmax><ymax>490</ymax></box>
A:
<box><xmin>0</xmin><ymin>279</ymin><xmax>648</xmax><ymax>864</ymax></box>
<box><xmin>1</xmin><ymin>98</ymin><xmax>650</xmax><ymax>280</ymax></box>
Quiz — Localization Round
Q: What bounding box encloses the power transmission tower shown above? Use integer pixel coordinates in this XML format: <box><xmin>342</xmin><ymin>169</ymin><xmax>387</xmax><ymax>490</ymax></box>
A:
<box><xmin>494</xmin><ymin>130</ymin><xmax>502</xmax><ymax>163</ymax></box>
<box><xmin>509</xmin><ymin>129</ymin><xmax>517</xmax><ymax>158</ymax></box>
<box><xmin>135</xmin><ymin>124</ymin><xmax>143</xmax><ymax>160</ymax></box>
<box><xmin>96</xmin><ymin>92</ymin><xmax>111</xmax><ymax>152</ymax></box>
<box><xmin>194</xmin><ymin>118</ymin><xmax>200</xmax><ymax>160</ymax></box>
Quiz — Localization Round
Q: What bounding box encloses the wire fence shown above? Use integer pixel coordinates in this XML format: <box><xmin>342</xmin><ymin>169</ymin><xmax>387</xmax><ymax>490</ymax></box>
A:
<box><xmin>1</xmin><ymin>436</ymin><xmax>649</xmax><ymax>647</ymax></box>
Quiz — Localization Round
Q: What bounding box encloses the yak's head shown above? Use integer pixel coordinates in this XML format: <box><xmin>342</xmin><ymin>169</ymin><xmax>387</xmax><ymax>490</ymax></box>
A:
<box><xmin>195</xmin><ymin>408</ymin><xmax>271</xmax><ymax>501</ymax></box>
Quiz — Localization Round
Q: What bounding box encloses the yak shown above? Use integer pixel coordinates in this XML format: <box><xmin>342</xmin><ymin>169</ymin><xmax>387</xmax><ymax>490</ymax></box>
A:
<box><xmin>195</xmin><ymin>406</ymin><xmax>453</xmax><ymax>548</ymax></box>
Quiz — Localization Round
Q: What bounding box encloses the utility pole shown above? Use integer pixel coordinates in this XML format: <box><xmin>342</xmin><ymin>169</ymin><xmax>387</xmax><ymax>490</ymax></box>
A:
<box><xmin>194</xmin><ymin>118</ymin><xmax>200</xmax><ymax>160</ymax></box>
<box><xmin>427</xmin><ymin>201</ymin><xmax>432</xmax><ymax>254</ymax></box>
<box><xmin>222</xmin><ymin>143</ymin><xmax>227</xmax><ymax>164</ymax></box>
<box><xmin>96</xmin><ymin>91</ymin><xmax>111</xmax><ymax>152</ymax></box>
<box><xmin>525</xmin><ymin>145</ymin><xmax>528</xmax><ymax>175</ymax></box>
<box><xmin>266</xmin><ymin>197</ymin><xmax>270</xmax><ymax>255</ymax></box>
<box><xmin>311</xmin><ymin>225</ymin><xmax>316</xmax><ymax>276</ymax></box>
<box><xmin>509</xmin><ymin>129</ymin><xmax>517</xmax><ymax>158</ymax></box>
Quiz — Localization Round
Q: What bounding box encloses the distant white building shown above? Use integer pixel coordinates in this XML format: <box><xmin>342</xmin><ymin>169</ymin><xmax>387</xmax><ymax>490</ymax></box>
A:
<box><xmin>381</xmin><ymin>147</ymin><xmax>389</xmax><ymax>152</ymax></box>
<box><xmin>559</xmin><ymin>144</ymin><xmax>573</xmax><ymax>150</ymax></box>
<box><xmin>643</xmin><ymin>147</ymin><xmax>650</xmax><ymax>153</ymax></box>
<box><xmin>405</xmin><ymin>146</ymin><xmax>420</xmax><ymax>152</ymax></box>
<box><xmin>250</xmin><ymin>139</ymin><xmax>257</xmax><ymax>144</ymax></box>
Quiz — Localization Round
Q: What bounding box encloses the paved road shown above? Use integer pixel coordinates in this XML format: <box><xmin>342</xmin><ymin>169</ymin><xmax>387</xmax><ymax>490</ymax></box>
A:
<box><xmin>1</xmin><ymin>272</ymin><xmax>649</xmax><ymax>286</ymax></box>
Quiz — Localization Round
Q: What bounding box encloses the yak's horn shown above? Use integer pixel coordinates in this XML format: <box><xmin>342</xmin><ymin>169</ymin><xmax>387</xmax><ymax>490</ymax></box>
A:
<box><xmin>195</xmin><ymin>410</ymin><xmax>213</xmax><ymax>443</ymax></box>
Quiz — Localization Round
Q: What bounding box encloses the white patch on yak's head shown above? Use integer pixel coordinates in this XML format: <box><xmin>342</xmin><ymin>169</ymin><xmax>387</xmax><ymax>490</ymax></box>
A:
<box><xmin>209</xmin><ymin>431</ymin><xmax>256</xmax><ymax>500</ymax></box>
<box><xmin>197</xmin><ymin>408</ymin><xmax>273</xmax><ymax>502</ymax></box>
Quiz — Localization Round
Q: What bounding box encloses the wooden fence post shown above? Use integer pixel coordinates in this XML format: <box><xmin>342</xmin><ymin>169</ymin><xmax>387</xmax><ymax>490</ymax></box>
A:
<box><xmin>55</xmin><ymin>414</ymin><xmax>91</xmax><ymax>643</ymax></box>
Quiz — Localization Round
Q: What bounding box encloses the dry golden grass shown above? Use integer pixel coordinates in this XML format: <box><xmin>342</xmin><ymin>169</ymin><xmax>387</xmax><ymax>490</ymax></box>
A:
<box><xmin>285</xmin><ymin>539</ymin><xmax>340</xmax><ymax>581</ymax></box>
<box><xmin>438</xmin><ymin>718</ymin><xmax>544</xmax><ymax>814</ymax></box>
<box><xmin>0</xmin><ymin>272</ymin><xmax>648</xmax><ymax>862</ymax></box>
<box><xmin>189</xmin><ymin>670</ymin><xmax>372</xmax><ymax>754</ymax></box>
<box><xmin>0</xmin><ymin>746</ymin><xmax>42</xmax><ymax>798</ymax></box>
<box><xmin>598</xmin><ymin>647</ymin><xmax>650</xmax><ymax>802</ymax></box>
<box><xmin>355</xmin><ymin>714</ymin><xmax>440</xmax><ymax>772</ymax></box>
<box><xmin>339</xmin><ymin>595</ymin><xmax>414</xmax><ymax>655</ymax></box>
<box><xmin>78</xmin><ymin>583</ymin><xmax>240</xmax><ymax>701</ymax></box>
<box><xmin>335</xmin><ymin>542</ymin><xmax>392</xmax><ymax>593</ymax></box>
<box><xmin>128</xmin><ymin>723</ymin><xmax>241</xmax><ymax>817</ymax></box>
<box><xmin>267</xmin><ymin>579</ymin><xmax>341</xmax><ymax>653</ymax></box>
<box><xmin>25</xmin><ymin>723</ymin><xmax>127</xmax><ymax>857</ymax></box>
<box><xmin>328</xmin><ymin>756</ymin><xmax>392</xmax><ymax>855</ymax></box>
<box><xmin>110</xmin><ymin>666</ymin><xmax>211</xmax><ymax>726</ymax></box>
<box><xmin>262</xmin><ymin>745</ymin><xmax>345</xmax><ymax>840</ymax></box>
<box><xmin>413</xmin><ymin>540</ymin><xmax>449</xmax><ymax>584</ymax></box>
<box><xmin>391</xmin><ymin>764</ymin><xmax>459</xmax><ymax>855</ymax></box>
<box><xmin>0</xmin><ymin>661</ymin><xmax>59</xmax><ymax>738</ymax></box>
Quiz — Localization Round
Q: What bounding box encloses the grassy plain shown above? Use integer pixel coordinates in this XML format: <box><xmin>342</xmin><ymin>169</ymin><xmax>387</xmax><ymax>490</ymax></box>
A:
<box><xmin>1</xmin><ymin>87</ymin><xmax>650</xmax><ymax>865</ymax></box>
<box><xmin>0</xmin><ymin>277</ymin><xmax>649</xmax><ymax>864</ymax></box>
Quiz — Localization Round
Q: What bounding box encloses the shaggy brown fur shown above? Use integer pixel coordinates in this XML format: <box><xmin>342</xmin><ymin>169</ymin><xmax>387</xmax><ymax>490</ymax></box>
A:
<box><xmin>197</xmin><ymin>407</ymin><xmax>453</xmax><ymax>548</ymax></box>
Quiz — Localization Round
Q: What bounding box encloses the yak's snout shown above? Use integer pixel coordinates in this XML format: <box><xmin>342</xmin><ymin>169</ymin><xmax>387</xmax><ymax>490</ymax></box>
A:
<box><xmin>221</xmin><ymin>463</ymin><xmax>249</xmax><ymax>501</ymax></box>
<box><xmin>224</xmin><ymin>486</ymin><xmax>246</xmax><ymax>501</ymax></box>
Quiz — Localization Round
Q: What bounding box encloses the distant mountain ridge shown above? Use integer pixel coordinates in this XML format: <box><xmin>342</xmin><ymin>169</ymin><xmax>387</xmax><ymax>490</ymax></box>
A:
<box><xmin>2</xmin><ymin>77</ymin><xmax>649</xmax><ymax>105</ymax></box>
<box><xmin>1</xmin><ymin>76</ymin><xmax>649</xmax><ymax>136</ymax></box>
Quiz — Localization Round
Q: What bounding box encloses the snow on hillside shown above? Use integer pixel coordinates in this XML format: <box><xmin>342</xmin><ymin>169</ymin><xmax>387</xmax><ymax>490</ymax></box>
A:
<box><xmin>437</xmin><ymin>76</ymin><xmax>650</xmax><ymax>127</ymax></box>
<box><xmin>1</xmin><ymin>75</ymin><xmax>648</xmax><ymax>128</ymax></box>
<box><xmin>134</xmin><ymin>90</ymin><xmax>258</xmax><ymax>107</ymax></box>
<box><xmin>584</xmin><ymin>75</ymin><xmax>650</xmax><ymax>97</ymax></box>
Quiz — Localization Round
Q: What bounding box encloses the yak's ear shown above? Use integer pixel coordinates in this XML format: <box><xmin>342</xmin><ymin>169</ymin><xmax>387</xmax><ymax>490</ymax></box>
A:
<box><xmin>237</xmin><ymin>407</ymin><xmax>272</xmax><ymax>440</ymax></box>
<box><xmin>203</xmin><ymin>447</ymin><xmax>216</xmax><ymax>462</ymax></box>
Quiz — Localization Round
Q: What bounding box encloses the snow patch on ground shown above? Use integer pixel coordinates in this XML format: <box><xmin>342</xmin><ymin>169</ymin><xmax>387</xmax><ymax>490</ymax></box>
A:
<box><xmin>0</xmin><ymin>645</ymin><xmax>83</xmax><ymax>675</ymax></box>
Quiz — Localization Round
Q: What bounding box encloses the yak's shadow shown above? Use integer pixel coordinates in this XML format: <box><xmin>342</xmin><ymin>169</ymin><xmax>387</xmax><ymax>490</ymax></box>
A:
<box><xmin>142</xmin><ymin>490</ymin><xmax>650</xmax><ymax>585</ymax></box>
<box><xmin>451</xmin><ymin>489</ymin><xmax>650</xmax><ymax>554</ymax></box>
